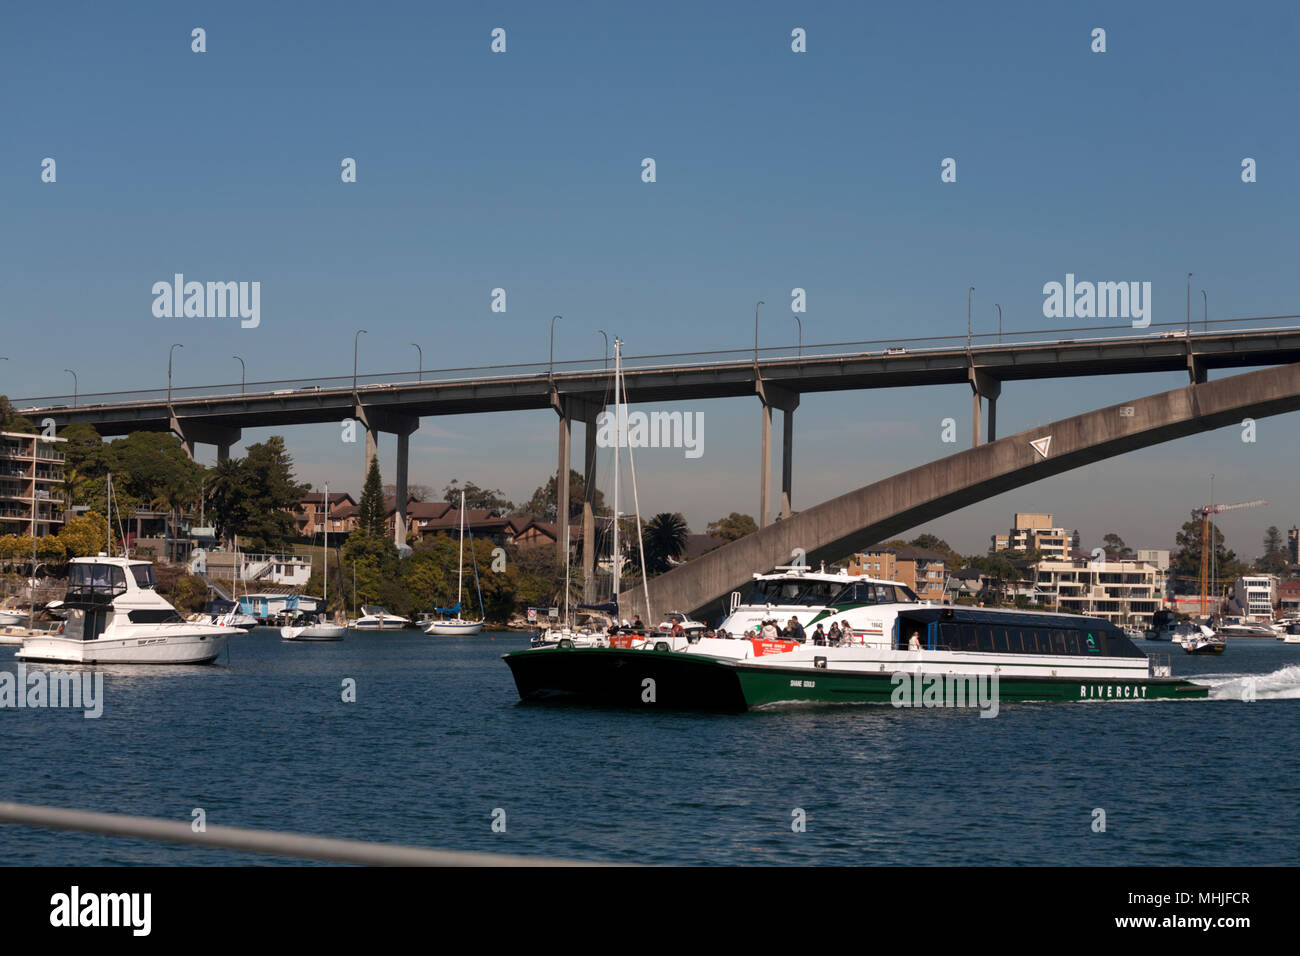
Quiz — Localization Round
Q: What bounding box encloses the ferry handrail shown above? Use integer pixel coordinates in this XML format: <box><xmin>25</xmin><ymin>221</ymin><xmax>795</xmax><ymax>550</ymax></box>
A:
<box><xmin>0</xmin><ymin>801</ymin><xmax>600</xmax><ymax>867</ymax></box>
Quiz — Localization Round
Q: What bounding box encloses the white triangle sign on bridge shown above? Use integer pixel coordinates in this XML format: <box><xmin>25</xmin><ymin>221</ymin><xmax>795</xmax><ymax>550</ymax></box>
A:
<box><xmin>1030</xmin><ymin>436</ymin><xmax>1052</xmax><ymax>459</ymax></box>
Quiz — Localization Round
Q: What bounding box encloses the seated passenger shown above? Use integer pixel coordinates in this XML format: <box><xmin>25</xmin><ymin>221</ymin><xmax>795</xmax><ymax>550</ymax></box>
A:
<box><xmin>761</xmin><ymin>620</ymin><xmax>779</xmax><ymax>639</ymax></box>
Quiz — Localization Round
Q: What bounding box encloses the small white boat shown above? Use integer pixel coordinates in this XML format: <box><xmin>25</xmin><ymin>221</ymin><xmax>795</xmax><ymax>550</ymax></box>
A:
<box><xmin>1281</xmin><ymin>623</ymin><xmax>1300</xmax><ymax>645</ymax></box>
<box><xmin>283</xmin><ymin>483</ymin><xmax>347</xmax><ymax>642</ymax></box>
<box><xmin>1214</xmin><ymin>618</ymin><xmax>1276</xmax><ymax>639</ymax></box>
<box><xmin>16</xmin><ymin>556</ymin><xmax>237</xmax><ymax>665</ymax></box>
<box><xmin>0</xmin><ymin>608</ymin><xmax>28</xmax><ymax>627</ymax></box>
<box><xmin>655</xmin><ymin>611</ymin><xmax>708</xmax><ymax>634</ymax></box>
<box><xmin>352</xmin><ymin>606</ymin><xmax>410</xmax><ymax>630</ymax></box>
<box><xmin>281</xmin><ymin>614</ymin><xmax>346</xmax><ymax>641</ymax></box>
<box><xmin>424</xmin><ymin>490</ymin><xmax>485</xmax><ymax>636</ymax></box>
<box><xmin>1183</xmin><ymin>631</ymin><xmax>1227</xmax><ymax>655</ymax></box>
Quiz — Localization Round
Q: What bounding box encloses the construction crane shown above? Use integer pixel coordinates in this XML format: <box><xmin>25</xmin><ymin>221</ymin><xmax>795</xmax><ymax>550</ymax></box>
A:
<box><xmin>1197</xmin><ymin>499</ymin><xmax>1267</xmax><ymax>617</ymax></box>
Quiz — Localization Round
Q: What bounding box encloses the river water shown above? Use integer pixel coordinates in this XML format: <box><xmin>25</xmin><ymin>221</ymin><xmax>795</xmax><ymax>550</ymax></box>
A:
<box><xmin>2</xmin><ymin>631</ymin><xmax>1297</xmax><ymax>865</ymax></box>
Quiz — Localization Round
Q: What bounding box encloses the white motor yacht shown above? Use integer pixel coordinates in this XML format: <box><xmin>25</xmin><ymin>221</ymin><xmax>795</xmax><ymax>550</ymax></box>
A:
<box><xmin>351</xmin><ymin>606</ymin><xmax>411</xmax><ymax>630</ymax></box>
<box><xmin>16</xmin><ymin>557</ymin><xmax>238</xmax><ymax>665</ymax></box>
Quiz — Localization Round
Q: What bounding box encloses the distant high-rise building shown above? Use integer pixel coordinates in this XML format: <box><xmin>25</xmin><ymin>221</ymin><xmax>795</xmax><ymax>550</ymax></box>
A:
<box><xmin>991</xmin><ymin>512</ymin><xmax>1069</xmax><ymax>559</ymax></box>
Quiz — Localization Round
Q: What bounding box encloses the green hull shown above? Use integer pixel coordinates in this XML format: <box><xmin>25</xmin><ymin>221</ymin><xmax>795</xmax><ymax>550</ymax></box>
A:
<box><xmin>504</xmin><ymin>647</ymin><xmax>1208</xmax><ymax>711</ymax></box>
<box><xmin>733</xmin><ymin>662</ymin><xmax>1208</xmax><ymax>708</ymax></box>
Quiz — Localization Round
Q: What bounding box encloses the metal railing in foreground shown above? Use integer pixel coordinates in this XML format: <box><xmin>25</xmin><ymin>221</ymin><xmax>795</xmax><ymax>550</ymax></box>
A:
<box><xmin>0</xmin><ymin>801</ymin><xmax>594</xmax><ymax>867</ymax></box>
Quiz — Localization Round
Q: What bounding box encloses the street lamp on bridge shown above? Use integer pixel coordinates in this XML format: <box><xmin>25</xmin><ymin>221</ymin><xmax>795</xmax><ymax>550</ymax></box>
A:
<box><xmin>233</xmin><ymin>355</ymin><xmax>245</xmax><ymax>395</ymax></box>
<box><xmin>1186</xmin><ymin>273</ymin><xmax>1192</xmax><ymax>335</ymax></box>
<box><xmin>967</xmin><ymin>287</ymin><xmax>975</xmax><ymax>350</ymax></box>
<box><xmin>598</xmin><ymin>329</ymin><xmax>609</xmax><ymax>369</ymax></box>
<box><xmin>353</xmin><ymin>329</ymin><xmax>368</xmax><ymax>394</ymax></box>
<box><xmin>411</xmin><ymin>343</ymin><xmax>422</xmax><ymax>383</ymax></box>
<box><xmin>753</xmin><ymin>300</ymin><xmax>765</xmax><ymax>366</ymax></box>
<box><xmin>549</xmin><ymin>315</ymin><xmax>563</xmax><ymax>379</ymax></box>
<box><xmin>1202</xmin><ymin>289</ymin><xmax>1207</xmax><ymax>332</ymax></box>
<box><xmin>995</xmin><ymin>303</ymin><xmax>1002</xmax><ymax>343</ymax></box>
<box><xmin>794</xmin><ymin>315</ymin><xmax>802</xmax><ymax>357</ymax></box>
<box><xmin>167</xmin><ymin>345</ymin><xmax>182</xmax><ymax>406</ymax></box>
<box><xmin>63</xmin><ymin>369</ymin><xmax>77</xmax><ymax>408</ymax></box>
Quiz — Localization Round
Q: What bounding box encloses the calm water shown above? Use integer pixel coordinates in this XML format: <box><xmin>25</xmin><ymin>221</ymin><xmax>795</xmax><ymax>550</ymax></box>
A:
<box><xmin>2</xmin><ymin>631</ymin><xmax>1298</xmax><ymax>866</ymax></box>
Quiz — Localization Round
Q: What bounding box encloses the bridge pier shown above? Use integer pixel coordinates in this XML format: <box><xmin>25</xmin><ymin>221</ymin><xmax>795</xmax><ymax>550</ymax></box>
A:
<box><xmin>552</xmin><ymin>395</ymin><xmax>602</xmax><ymax>571</ymax></box>
<box><xmin>582</xmin><ymin>404</ymin><xmax>600</xmax><ymax>598</ymax></box>
<box><xmin>968</xmin><ymin>368</ymin><xmax>1001</xmax><ymax>446</ymax></box>
<box><xmin>354</xmin><ymin>405</ymin><xmax>418</xmax><ymax>543</ymax></box>
<box><xmin>756</xmin><ymin>381</ymin><xmax>800</xmax><ymax>525</ymax></box>
<box><xmin>168</xmin><ymin>414</ymin><xmax>240</xmax><ymax>463</ymax></box>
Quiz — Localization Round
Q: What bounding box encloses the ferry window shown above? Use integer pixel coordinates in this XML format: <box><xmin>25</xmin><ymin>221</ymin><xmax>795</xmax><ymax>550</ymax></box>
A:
<box><xmin>1023</xmin><ymin>629</ymin><xmax>1044</xmax><ymax>654</ymax></box>
<box><xmin>1004</xmin><ymin>629</ymin><xmax>1022</xmax><ymax>653</ymax></box>
<box><xmin>992</xmin><ymin>628</ymin><xmax>1010</xmax><ymax>652</ymax></box>
<box><xmin>977</xmin><ymin>626</ymin><xmax>995</xmax><ymax>652</ymax></box>
<box><xmin>1051</xmin><ymin>630</ymin><xmax>1068</xmax><ymax>655</ymax></box>
<box><xmin>959</xmin><ymin>624</ymin><xmax>977</xmax><ymax>651</ymax></box>
<box><xmin>1064</xmin><ymin>631</ymin><xmax>1081</xmax><ymax>655</ymax></box>
<box><xmin>940</xmin><ymin>623</ymin><xmax>957</xmax><ymax>649</ymax></box>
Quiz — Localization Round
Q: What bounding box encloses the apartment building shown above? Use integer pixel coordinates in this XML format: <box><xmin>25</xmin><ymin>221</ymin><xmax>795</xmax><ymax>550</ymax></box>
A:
<box><xmin>992</xmin><ymin>512</ymin><xmax>1070</xmax><ymax>559</ymax></box>
<box><xmin>1033</xmin><ymin>557</ymin><xmax>1162</xmax><ymax>628</ymax></box>
<box><xmin>849</xmin><ymin>546</ymin><xmax>946</xmax><ymax>602</ymax></box>
<box><xmin>0</xmin><ymin>431</ymin><xmax>67</xmax><ymax>538</ymax></box>
<box><xmin>1230</xmin><ymin>576</ymin><xmax>1275</xmax><ymax>622</ymax></box>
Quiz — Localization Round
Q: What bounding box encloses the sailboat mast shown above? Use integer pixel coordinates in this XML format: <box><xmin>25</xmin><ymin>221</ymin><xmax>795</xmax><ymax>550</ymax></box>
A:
<box><xmin>457</xmin><ymin>489</ymin><xmax>466</xmax><ymax>612</ymax></box>
<box><xmin>564</xmin><ymin>524</ymin><xmax>570</xmax><ymax>627</ymax></box>
<box><xmin>611</xmin><ymin>339</ymin><xmax>621</xmax><ymax>615</ymax></box>
<box><xmin>323</xmin><ymin>483</ymin><xmax>329</xmax><ymax>613</ymax></box>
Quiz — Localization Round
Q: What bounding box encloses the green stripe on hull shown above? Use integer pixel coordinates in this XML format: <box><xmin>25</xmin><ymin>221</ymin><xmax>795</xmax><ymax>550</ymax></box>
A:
<box><xmin>734</xmin><ymin>665</ymin><xmax>1208</xmax><ymax>708</ymax></box>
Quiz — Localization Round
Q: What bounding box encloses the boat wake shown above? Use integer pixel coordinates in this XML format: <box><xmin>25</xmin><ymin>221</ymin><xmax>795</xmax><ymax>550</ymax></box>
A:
<box><xmin>1203</xmin><ymin>665</ymin><xmax>1300</xmax><ymax>700</ymax></box>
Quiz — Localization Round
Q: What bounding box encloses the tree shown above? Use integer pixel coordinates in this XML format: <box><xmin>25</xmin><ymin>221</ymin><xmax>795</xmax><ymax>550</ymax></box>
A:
<box><xmin>58</xmin><ymin>511</ymin><xmax>113</xmax><ymax>557</ymax></box>
<box><xmin>1071</xmin><ymin>530</ymin><xmax>1081</xmax><ymax>550</ymax></box>
<box><xmin>441</xmin><ymin>480</ymin><xmax>514</xmax><ymax>513</ymax></box>
<box><xmin>384</xmin><ymin>483</ymin><xmax>435</xmax><ymax>503</ymax></box>
<box><xmin>521</xmin><ymin>469</ymin><xmax>605</xmax><ymax>522</ymax></box>
<box><xmin>1257</xmin><ymin>525</ymin><xmax>1288</xmax><ymax>575</ymax></box>
<box><xmin>0</xmin><ymin>396</ymin><xmax>32</xmax><ymax>433</ymax></box>
<box><xmin>1102</xmin><ymin>532</ymin><xmax>1133</xmax><ymax>560</ymax></box>
<box><xmin>206</xmin><ymin>459</ymin><xmax>250</xmax><ymax>548</ymax></box>
<box><xmin>642</xmin><ymin>512</ymin><xmax>689</xmax><ymax>575</ymax></box>
<box><xmin>908</xmin><ymin>534</ymin><xmax>962</xmax><ymax>567</ymax></box>
<box><xmin>357</xmin><ymin>458</ymin><xmax>387</xmax><ymax>538</ymax></box>
<box><xmin>223</xmin><ymin>437</ymin><xmax>308</xmax><ymax>552</ymax></box>
<box><xmin>57</xmin><ymin>422</ymin><xmax>106</xmax><ymax>507</ymax></box>
<box><xmin>1172</xmin><ymin>511</ymin><xmax>1238</xmax><ymax>595</ymax></box>
<box><xmin>706</xmin><ymin>513</ymin><xmax>758</xmax><ymax>542</ymax></box>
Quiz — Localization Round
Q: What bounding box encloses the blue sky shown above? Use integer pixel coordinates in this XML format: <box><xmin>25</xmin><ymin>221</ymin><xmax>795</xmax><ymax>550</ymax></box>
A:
<box><xmin>2</xmin><ymin>1</ymin><xmax>1298</xmax><ymax>556</ymax></box>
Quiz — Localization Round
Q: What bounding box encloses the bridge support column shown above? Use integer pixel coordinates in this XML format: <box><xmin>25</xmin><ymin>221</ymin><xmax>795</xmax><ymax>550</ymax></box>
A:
<box><xmin>168</xmin><ymin>414</ymin><xmax>240</xmax><ymax>463</ymax></box>
<box><xmin>394</xmin><ymin>430</ymin><xmax>410</xmax><ymax>546</ymax></box>
<box><xmin>1188</xmin><ymin>353</ymin><xmax>1207</xmax><ymax>384</ymax></box>
<box><xmin>756</xmin><ymin>381</ymin><xmax>800</xmax><ymax>525</ymax></box>
<box><xmin>967</xmin><ymin>368</ymin><xmax>1001</xmax><ymax>447</ymax></box>
<box><xmin>582</xmin><ymin>404</ymin><xmax>600</xmax><ymax>599</ymax></box>
<box><xmin>355</xmin><ymin>405</ymin><xmax>418</xmax><ymax>542</ymax></box>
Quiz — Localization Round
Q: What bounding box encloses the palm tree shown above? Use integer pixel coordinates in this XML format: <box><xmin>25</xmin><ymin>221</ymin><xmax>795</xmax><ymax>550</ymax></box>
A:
<box><xmin>642</xmin><ymin>512</ymin><xmax>689</xmax><ymax>575</ymax></box>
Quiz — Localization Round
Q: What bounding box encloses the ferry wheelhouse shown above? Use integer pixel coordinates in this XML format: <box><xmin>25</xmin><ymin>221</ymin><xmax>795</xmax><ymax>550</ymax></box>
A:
<box><xmin>503</xmin><ymin>566</ymin><xmax>1206</xmax><ymax>709</ymax></box>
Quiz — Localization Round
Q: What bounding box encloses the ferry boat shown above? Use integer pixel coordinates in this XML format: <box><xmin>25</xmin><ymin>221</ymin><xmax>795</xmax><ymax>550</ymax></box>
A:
<box><xmin>503</xmin><ymin>566</ymin><xmax>1207</xmax><ymax>710</ymax></box>
<box><xmin>16</xmin><ymin>557</ymin><xmax>239</xmax><ymax>665</ymax></box>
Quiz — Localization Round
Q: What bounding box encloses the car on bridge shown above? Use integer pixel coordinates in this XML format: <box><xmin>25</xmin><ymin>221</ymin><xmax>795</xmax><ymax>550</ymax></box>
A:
<box><xmin>883</xmin><ymin>347</ymin><xmax>908</xmax><ymax>355</ymax></box>
<box><xmin>1152</xmin><ymin>329</ymin><xmax>1188</xmax><ymax>338</ymax></box>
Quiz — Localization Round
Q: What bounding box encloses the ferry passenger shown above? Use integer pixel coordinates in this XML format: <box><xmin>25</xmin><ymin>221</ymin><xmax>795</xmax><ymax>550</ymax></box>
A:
<box><xmin>760</xmin><ymin>620</ymin><xmax>779</xmax><ymax>639</ymax></box>
<box><xmin>828</xmin><ymin>622</ymin><xmax>841</xmax><ymax>646</ymax></box>
<box><xmin>787</xmin><ymin>617</ymin><xmax>806</xmax><ymax>643</ymax></box>
<box><xmin>632</xmin><ymin>615</ymin><xmax>644</xmax><ymax>630</ymax></box>
<box><xmin>908</xmin><ymin>631</ymin><xmax>922</xmax><ymax>650</ymax></box>
<box><xmin>812</xmin><ymin>623</ymin><xmax>827</xmax><ymax>646</ymax></box>
<box><xmin>671</xmin><ymin>621</ymin><xmax>685</xmax><ymax>636</ymax></box>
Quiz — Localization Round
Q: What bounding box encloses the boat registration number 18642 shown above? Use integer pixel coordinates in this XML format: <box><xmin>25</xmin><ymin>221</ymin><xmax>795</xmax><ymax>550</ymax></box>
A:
<box><xmin>789</xmin><ymin>680</ymin><xmax>816</xmax><ymax>688</ymax></box>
